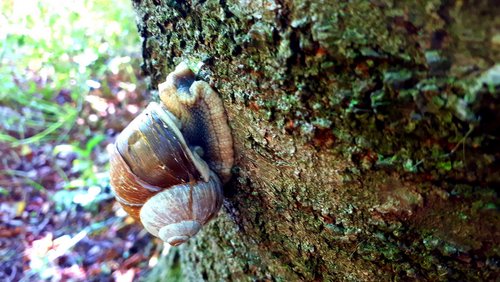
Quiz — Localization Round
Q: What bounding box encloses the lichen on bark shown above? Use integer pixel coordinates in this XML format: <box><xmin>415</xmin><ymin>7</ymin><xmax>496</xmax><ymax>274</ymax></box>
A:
<box><xmin>132</xmin><ymin>0</ymin><xmax>499</xmax><ymax>281</ymax></box>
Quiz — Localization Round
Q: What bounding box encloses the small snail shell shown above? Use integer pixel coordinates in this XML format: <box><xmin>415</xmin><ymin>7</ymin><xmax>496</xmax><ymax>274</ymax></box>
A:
<box><xmin>109</xmin><ymin>63</ymin><xmax>233</xmax><ymax>246</ymax></box>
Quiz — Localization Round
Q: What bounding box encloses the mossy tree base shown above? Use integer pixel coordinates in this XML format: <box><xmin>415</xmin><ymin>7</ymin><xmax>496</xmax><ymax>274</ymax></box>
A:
<box><xmin>133</xmin><ymin>0</ymin><xmax>499</xmax><ymax>280</ymax></box>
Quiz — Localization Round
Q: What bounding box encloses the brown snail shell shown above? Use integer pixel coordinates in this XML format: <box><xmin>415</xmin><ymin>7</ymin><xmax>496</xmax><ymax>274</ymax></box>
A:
<box><xmin>159</xmin><ymin>64</ymin><xmax>234</xmax><ymax>183</ymax></box>
<box><xmin>139</xmin><ymin>170</ymin><xmax>222</xmax><ymax>246</ymax></box>
<box><xmin>109</xmin><ymin>63</ymin><xmax>233</xmax><ymax>246</ymax></box>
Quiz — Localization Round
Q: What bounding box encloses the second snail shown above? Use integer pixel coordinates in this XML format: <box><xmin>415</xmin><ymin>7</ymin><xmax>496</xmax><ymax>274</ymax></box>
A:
<box><xmin>108</xmin><ymin>62</ymin><xmax>234</xmax><ymax>246</ymax></box>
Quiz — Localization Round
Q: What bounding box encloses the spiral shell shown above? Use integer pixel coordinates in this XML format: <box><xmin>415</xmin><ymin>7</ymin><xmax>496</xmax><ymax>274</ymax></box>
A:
<box><xmin>109</xmin><ymin>62</ymin><xmax>233</xmax><ymax>246</ymax></box>
<box><xmin>140</xmin><ymin>170</ymin><xmax>222</xmax><ymax>246</ymax></box>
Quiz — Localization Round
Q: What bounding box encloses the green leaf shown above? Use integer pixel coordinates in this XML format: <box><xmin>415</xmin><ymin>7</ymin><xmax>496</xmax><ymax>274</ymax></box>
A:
<box><xmin>83</xmin><ymin>134</ymin><xmax>105</xmax><ymax>157</ymax></box>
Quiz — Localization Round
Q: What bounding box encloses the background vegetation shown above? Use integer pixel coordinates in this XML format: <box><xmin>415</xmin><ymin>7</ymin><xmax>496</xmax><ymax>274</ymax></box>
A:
<box><xmin>0</xmin><ymin>0</ymin><xmax>164</xmax><ymax>280</ymax></box>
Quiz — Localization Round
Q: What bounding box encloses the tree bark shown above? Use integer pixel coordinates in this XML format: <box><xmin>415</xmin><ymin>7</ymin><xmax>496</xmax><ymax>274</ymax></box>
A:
<box><xmin>132</xmin><ymin>0</ymin><xmax>499</xmax><ymax>281</ymax></box>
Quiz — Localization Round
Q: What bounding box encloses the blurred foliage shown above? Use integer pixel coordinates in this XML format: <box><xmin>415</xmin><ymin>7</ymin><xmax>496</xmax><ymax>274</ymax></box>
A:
<box><xmin>52</xmin><ymin>134</ymin><xmax>106</xmax><ymax>189</ymax></box>
<box><xmin>0</xmin><ymin>1</ymin><xmax>157</xmax><ymax>281</ymax></box>
<box><xmin>0</xmin><ymin>0</ymin><xmax>140</xmax><ymax>188</ymax></box>
<box><xmin>0</xmin><ymin>0</ymin><xmax>139</xmax><ymax>142</ymax></box>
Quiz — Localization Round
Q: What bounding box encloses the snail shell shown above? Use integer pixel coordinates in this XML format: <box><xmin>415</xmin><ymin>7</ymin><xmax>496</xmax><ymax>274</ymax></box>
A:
<box><xmin>109</xmin><ymin>63</ymin><xmax>233</xmax><ymax>246</ymax></box>
<box><xmin>158</xmin><ymin>63</ymin><xmax>234</xmax><ymax>183</ymax></box>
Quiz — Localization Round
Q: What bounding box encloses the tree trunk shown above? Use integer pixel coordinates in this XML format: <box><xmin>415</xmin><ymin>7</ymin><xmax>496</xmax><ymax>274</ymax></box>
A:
<box><xmin>132</xmin><ymin>0</ymin><xmax>499</xmax><ymax>281</ymax></box>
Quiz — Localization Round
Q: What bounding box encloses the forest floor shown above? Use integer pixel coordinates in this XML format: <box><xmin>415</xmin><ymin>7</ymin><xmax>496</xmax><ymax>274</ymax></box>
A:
<box><xmin>0</xmin><ymin>69</ymin><xmax>162</xmax><ymax>281</ymax></box>
<box><xmin>0</xmin><ymin>0</ymin><xmax>164</xmax><ymax>280</ymax></box>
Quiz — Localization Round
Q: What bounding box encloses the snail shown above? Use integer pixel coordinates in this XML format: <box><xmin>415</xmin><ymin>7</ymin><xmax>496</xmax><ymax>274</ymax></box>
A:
<box><xmin>109</xmin><ymin>62</ymin><xmax>234</xmax><ymax>246</ymax></box>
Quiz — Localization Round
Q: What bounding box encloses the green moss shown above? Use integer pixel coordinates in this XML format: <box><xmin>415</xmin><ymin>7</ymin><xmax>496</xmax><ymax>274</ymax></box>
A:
<box><xmin>135</xmin><ymin>0</ymin><xmax>499</xmax><ymax>280</ymax></box>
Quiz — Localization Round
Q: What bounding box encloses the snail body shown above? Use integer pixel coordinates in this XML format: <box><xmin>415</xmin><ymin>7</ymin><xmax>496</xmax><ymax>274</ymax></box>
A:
<box><xmin>109</xmin><ymin>63</ymin><xmax>233</xmax><ymax>246</ymax></box>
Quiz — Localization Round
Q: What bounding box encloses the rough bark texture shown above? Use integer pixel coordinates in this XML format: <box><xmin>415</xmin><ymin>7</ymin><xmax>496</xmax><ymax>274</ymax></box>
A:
<box><xmin>132</xmin><ymin>0</ymin><xmax>499</xmax><ymax>281</ymax></box>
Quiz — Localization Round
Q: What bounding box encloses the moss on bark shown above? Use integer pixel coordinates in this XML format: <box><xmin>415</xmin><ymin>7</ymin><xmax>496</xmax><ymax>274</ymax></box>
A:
<box><xmin>133</xmin><ymin>0</ymin><xmax>499</xmax><ymax>280</ymax></box>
